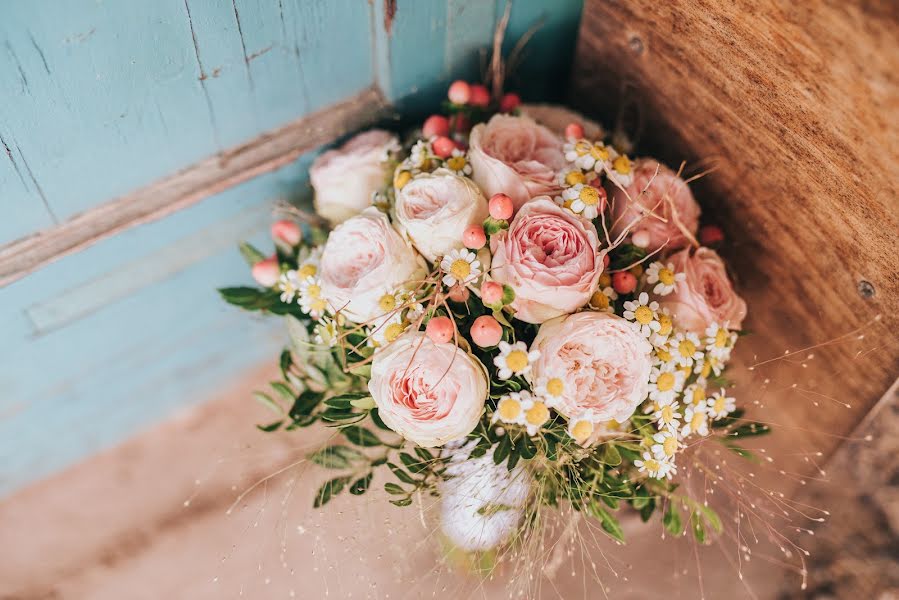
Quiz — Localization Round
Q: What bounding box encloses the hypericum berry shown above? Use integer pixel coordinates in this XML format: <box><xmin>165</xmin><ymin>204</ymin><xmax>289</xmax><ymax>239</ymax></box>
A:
<box><xmin>612</xmin><ymin>271</ymin><xmax>638</xmax><ymax>294</ymax></box>
<box><xmin>470</xmin><ymin>315</ymin><xmax>503</xmax><ymax>347</ymax></box>
<box><xmin>499</xmin><ymin>92</ymin><xmax>520</xmax><ymax>113</ymax></box>
<box><xmin>271</xmin><ymin>220</ymin><xmax>301</xmax><ymax>246</ymax></box>
<box><xmin>469</xmin><ymin>84</ymin><xmax>490</xmax><ymax>108</ymax></box>
<box><xmin>426</xmin><ymin>316</ymin><xmax>455</xmax><ymax>344</ymax></box>
<box><xmin>631</xmin><ymin>229</ymin><xmax>651</xmax><ymax>248</ymax></box>
<box><xmin>422</xmin><ymin>115</ymin><xmax>450</xmax><ymax>138</ymax></box>
<box><xmin>462</xmin><ymin>224</ymin><xmax>487</xmax><ymax>249</ymax></box>
<box><xmin>251</xmin><ymin>256</ymin><xmax>280</xmax><ymax>287</ymax></box>
<box><xmin>603</xmin><ymin>253</ymin><xmax>611</xmax><ymax>269</ymax></box>
<box><xmin>481</xmin><ymin>281</ymin><xmax>503</xmax><ymax>305</ymax></box>
<box><xmin>448</xmin><ymin>80</ymin><xmax>471</xmax><ymax>104</ymax></box>
<box><xmin>564</xmin><ymin>122</ymin><xmax>585</xmax><ymax>140</ymax></box>
<box><xmin>700</xmin><ymin>224</ymin><xmax>725</xmax><ymax>245</ymax></box>
<box><xmin>432</xmin><ymin>136</ymin><xmax>456</xmax><ymax>158</ymax></box>
<box><xmin>488</xmin><ymin>193</ymin><xmax>514</xmax><ymax>220</ymax></box>
<box><xmin>447</xmin><ymin>285</ymin><xmax>470</xmax><ymax>303</ymax></box>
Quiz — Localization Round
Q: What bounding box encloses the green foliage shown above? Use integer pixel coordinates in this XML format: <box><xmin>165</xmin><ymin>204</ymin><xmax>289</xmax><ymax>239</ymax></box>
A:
<box><xmin>238</xmin><ymin>242</ymin><xmax>267</xmax><ymax>266</ymax></box>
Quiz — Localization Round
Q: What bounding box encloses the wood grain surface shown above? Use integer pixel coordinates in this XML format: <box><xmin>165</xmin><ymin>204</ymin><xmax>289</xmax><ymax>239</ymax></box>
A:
<box><xmin>569</xmin><ymin>1</ymin><xmax>899</xmax><ymax>468</ymax></box>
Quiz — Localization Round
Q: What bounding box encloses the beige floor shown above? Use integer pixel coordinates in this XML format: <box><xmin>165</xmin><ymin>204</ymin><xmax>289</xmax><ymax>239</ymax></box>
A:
<box><xmin>1</xmin><ymin>364</ymin><xmax>795</xmax><ymax>600</ymax></box>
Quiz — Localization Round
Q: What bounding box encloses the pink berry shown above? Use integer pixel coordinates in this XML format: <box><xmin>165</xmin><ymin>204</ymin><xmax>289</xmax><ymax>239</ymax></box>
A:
<box><xmin>426</xmin><ymin>316</ymin><xmax>455</xmax><ymax>344</ymax></box>
<box><xmin>447</xmin><ymin>80</ymin><xmax>471</xmax><ymax>104</ymax></box>
<box><xmin>631</xmin><ymin>229</ymin><xmax>652</xmax><ymax>248</ymax></box>
<box><xmin>700</xmin><ymin>225</ymin><xmax>725</xmax><ymax>246</ymax></box>
<box><xmin>564</xmin><ymin>122</ymin><xmax>585</xmax><ymax>140</ymax></box>
<box><xmin>462</xmin><ymin>224</ymin><xmax>487</xmax><ymax>249</ymax></box>
<box><xmin>251</xmin><ymin>256</ymin><xmax>280</xmax><ymax>287</ymax></box>
<box><xmin>603</xmin><ymin>253</ymin><xmax>610</xmax><ymax>269</ymax></box>
<box><xmin>488</xmin><ymin>193</ymin><xmax>514</xmax><ymax>220</ymax></box>
<box><xmin>481</xmin><ymin>281</ymin><xmax>504</xmax><ymax>306</ymax></box>
<box><xmin>612</xmin><ymin>271</ymin><xmax>638</xmax><ymax>294</ymax></box>
<box><xmin>469</xmin><ymin>84</ymin><xmax>490</xmax><ymax>108</ymax></box>
<box><xmin>422</xmin><ymin>114</ymin><xmax>450</xmax><ymax>138</ymax></box>
<box><xmin>447</xmin><ymin>285</ymin><xmax>470</xmax><ymax>303</ymax></box>
<box><xmin>499</xmin><ymin>92</ymin><xmax>520</xmax><ymax>113</ymax></box>
<box><xmin>432</xmin><ymin>136</ymin><xmax>456</xmax><ymax>158</ymax></box>
<box><xmin>470</xmin><ymin>315</ymin><xmax>503</xmax><ymax>348</ymax></box>
<box><xmin>271</xmin><ymin>220</ymin><xmax>301</xmax><ymax>246</ymax></box>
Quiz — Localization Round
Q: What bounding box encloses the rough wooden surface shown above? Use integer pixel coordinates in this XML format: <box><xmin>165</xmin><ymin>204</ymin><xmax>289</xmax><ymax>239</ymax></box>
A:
<box><xmin>570</xmin><ymin>0</ymin><xmax>899</xmax><ymax>467</ymax></box>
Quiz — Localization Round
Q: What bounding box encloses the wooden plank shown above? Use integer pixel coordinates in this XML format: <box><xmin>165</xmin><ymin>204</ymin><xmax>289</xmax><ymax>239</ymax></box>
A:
<box><xmin>569</xmin><ymin>1</ymin><xmax>899</xmax><ymax>468</ymax></box>
<box><xmin>0</xmin><ymin>86</ymin><xmax>389</xmax><ymax>287</ymax></box>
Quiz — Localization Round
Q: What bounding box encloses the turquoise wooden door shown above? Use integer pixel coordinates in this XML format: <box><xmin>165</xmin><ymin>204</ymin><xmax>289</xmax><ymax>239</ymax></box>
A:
<box><xmin>0</xmin><ymin>0</ymin><xmax>583</xmax><ymax>496</ymax></box>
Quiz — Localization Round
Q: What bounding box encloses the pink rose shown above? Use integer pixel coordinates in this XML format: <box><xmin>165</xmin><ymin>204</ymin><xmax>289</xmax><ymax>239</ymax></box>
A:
<box><xmin>657</xmin><ymin>247</ymin><xmax>747</xmax><ymax>333</ymax></box>
<box><xmin>610</xmin><ymin>159</ymin><xmax>701</xmax><ymax>253</ymax></box>
<box><xmin>468</xmin><ymin>115</ymin><xmax>566</xmax><ymax>210</ymax></box>
<box><xmin>490</xmin><ymin>197</ymin><xmax>604</xmax><ymax>324</ymax></box>
<box><xmin>310</xmin><ymin>130</ymin><xmax>398</xmax><ymax>224</ymax></box>
<box><xmin>531</xmin><ymin>312</ymin><xmax>653</xmax><ymax>423</ymax></box>
<box><xmin>319</xmin><ymin>208</ymin><xmax>426</xmax><ymax>323</ymax></box>
<box><xmin>369</xmin><ymin>332</ymin><xmax>489</xmax><ymax>447</ymax></box>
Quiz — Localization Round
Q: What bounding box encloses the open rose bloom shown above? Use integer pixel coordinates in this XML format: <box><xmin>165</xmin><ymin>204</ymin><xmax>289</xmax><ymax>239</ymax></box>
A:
<box><xmin>222</xmin><ymin>85</ymin><xmax>758</xmax><ymax>560</ymax></box>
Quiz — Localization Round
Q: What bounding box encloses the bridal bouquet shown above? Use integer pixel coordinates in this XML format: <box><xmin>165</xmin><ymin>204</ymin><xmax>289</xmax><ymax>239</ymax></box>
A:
<box><xmin>220</xmin><ymin>79</ymin><xmax>767</xmax><ymax>557</ymax></box>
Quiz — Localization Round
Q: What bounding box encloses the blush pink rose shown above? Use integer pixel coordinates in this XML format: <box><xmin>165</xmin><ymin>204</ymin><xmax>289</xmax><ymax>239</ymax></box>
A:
<box><xmin>531</xmin><ymin>312</ymin><xmax>653</xmax><ymax>423</ymax></box>
<box><xmin>489</xmin><ymin>197</ymin><xmax>604</xmax><ymax>324</ymax></box>
<box><xmin>657</xmin><ymin>247</ymin><xmax>747</xmax><ymax>333</ymax></box>
<box><xmin>610</xmin><ymin>159</ymin><xmax>701</xmax><ymax>253</ymax></box>
<box><xmin>468</xmin><ymin>115</ymin><xmax>566</xmax><ymax>210</ymax></box>
<box><xmin>369</xmin><ymin>332</ymin><xmax>489</xmax><ymax>447</ymax></box>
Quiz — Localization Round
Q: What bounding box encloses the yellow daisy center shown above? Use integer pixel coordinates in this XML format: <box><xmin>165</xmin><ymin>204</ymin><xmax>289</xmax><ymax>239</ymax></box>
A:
<box><xmin>394</xmin><ymin>170</ymin><xmax>412</xmax><ymax>189</ymax></box>
<box><xmin>505</xmin><ymin>350</ymin><xmax>529</xmax><ymax>373</ymax></box>
<box><xmin>690</xmin><ymin>412</ymin><xmax>705</xmax><ymax>431</ymax></box>
<box><xmin>574</xmin><ymin>140</ymin><xmax>592</xmax><ymax>156</ymax></box>
<box><xmin>634</xmin><ymin>305</ymin><xmax>654</xmax><ymax>325</ymax></box>
<box><xmin>714</xmin><ymin>396</ymin><xmax>727</xmax><ymax>413</ymax></box>
<box><xmin>590</xmin><ymin>291</ymin><xmax>610</xmax><ymax>309</ymax></box>
<box><xmin>571</xmin><ymin>420</ymin><xmax>593</xmax><ymax>442</ymax></box>
<box><xmin>656</xmin><ymin>348</ymin><xmax>673</xmax><ymax>363</ymax></box>
<box><xmin>656</xmin><ymin>372</ymin><xmax>676</xmax><ymax>392</ymax></box>
<box><xmin>298</xmin><ymin>263</ymin><xmax>317</xmax><ymax>278</ymax></box>
<box><xmin>579</xmin><ymin>186</ymin><xmax>600</xmax><ymax>206</ymax></box>
<box><xmin>662</xmin><ymin>436</ymin><xmax>678</xmax><ymax>457</ymax></box>
<box><xmin>497</xmin><ymin>397</ymin><xmax>521</xmax><ymax>421</ymax></box>
<box><xmin>660</xmin><ymin>405</ymin><xmax>674</xmax><ymax>423</ymax></box>
<box><xmin>590</xmin><ymin>144</ymin><xmax>610</xmax><ymax>161</ymax></box>
<box><xmin>384</xmin><ymin>322</ymin><xmax>405</xmax><ymax>343</ymax></box>
<box><xmin>643</xmin><ymin>458</ymin><xmax>660</xmax><ymax>472</ymax></box>
<box><xmin>525</xmin><ymin>401</ymin><xmax>550</xmax><ymax>427</ymax></box>
<box><xmin>446</xmin><ymin>156</ymin><xmax>466</xmax><ymax>171</ymax></box>
<box><xmin>378</xmin><ymin>293</ymin><xmax>397</xmax><ymax>312</ymax></box>
<box><xmin>310</xmin><ymin>298</ymin><xmax>327</xmax><ymax>313</ymax></box>
<box><xmin>678</xmin><ymin>340</ymin><xmax>697</xmax><ymax>358</ymax></box>
<box><xmin>715</xmin><ymin>329</ymin><xmax>729</xmax><ymax>348</ymax></box>
<box><xmin>658</xmin><ymin>268</ymin><xmax>676</xmax><ymax>286</ymax></box>
<box><xmin>565</xmin><ymin>171</ymin><xmax>586</xmax><ymax>186</ymax></box>
<box><xmin>450</xmin><ymin>259</ymin><xmax>471</xmax><ymax>281</ymax></box>
<box><xmin>599</xmin><ymin>273</ymin><xmax>612</xmax><ymax>288</ymax></box>
<box><xmin>691</xmin><ymin>387</ymin><xmax>707</xmax><ymax>405</ymax></box>
<box><xmin>701</xmin><ymin>361</ymin><xmax>713</xmax><ymax>378</ymax></box>
<box><xmin>657</xmin><ymin>314</ymin><xmax>673</xmax><ymax>336</ymax></box>
<box><xmin>306</xmin><ymin>284</ymin><xmax>321</xmax><ymax>298</ymax></box>
<box><xmin>613</xmin><ymin>155</ymin><xmax>632</xmax><ymax>175</ymax></box>
<box><xmin>546</xmin><ymin>378</ymin><xmax>564</xmax><ymax>397</ymax></box>
<box><xmin>606</xmin><ymin>419</ymin><xmax>622</xmax><ymax>431</ymax></box>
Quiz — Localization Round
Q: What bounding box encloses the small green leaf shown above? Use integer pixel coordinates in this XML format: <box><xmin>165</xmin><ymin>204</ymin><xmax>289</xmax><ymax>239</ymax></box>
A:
<box><xmin>256</xmin><ymin>420</ymin><xmax>284</xmax><ymax>432</ymax></box>
<box><xmin>699</xmin><ymin>504</ymin><xmax>723</xmax><ymax>534</ymax></box>
<box><xmin>238</xmin><ymin>241</ymin><xmax>267</xmax><ymax>266</ymax></box>
<box><xmin>370</xmin><ymin>409</ymin><xmax>392</xmax><ymax>431</ymax></box>
<box><xmin>384</xmin><ymin>482</ymin><xmax>406</xmax><ymax>495</ymax></box>
<box><xmin>482</xmin><ymin>216</ymin><xmax>509</xmax><ymax>236</ymax></box>
<box><xmin>400</xmin><ymin>452</ymin><xmax>428</xmax><ymax>474</ymax></box>
<box><xmin>349</xmin><ymin>472</ymin><xmax>373</xmax><ymax>495</ymax></box>
<box><xmin>253</xmin><ymin>391</ymin><xmax>283</xmax><ymax>415</ymax></box>
<box><xmin>493</xmin><ymin>435</ymin><xmax>512</xmax><ymax>466</ymax></box>
<box><xmin>390</xmin><ymin>497</ymin><xmax>413</xmax><ymax>507</ymax></box>
<box><xmin>691</xmin><ymin>510</ymin><xmax>707</xmax><ymax>543</ymax></box>
<box><xmin>663</xmin><ymin>503</ymin><xmax>683</xmax><ymax>535</ymax></box>
<box><xmin>586</xmin><ymin>500</ymin><xmax>625</xmax><ymax>542</ymax></box>
<box><xmin>278</xmin><ymin>349</ymin><xmax>293</xmax><ymax>379</ymax></box>
<box><xmin>307</xmin><ymin>445</ymin><xmax>366</xmax><ymax>469</ymax></box>
<box><xmin>728</xmin><ymin>422</ymin><xmax>771</xmax><ymax>438</ymax></box>
<box><xmin>314</xmin><ymin>476</ymin><xmax>350</xmax><ymax>508</ymax></box>
<box><xmin>290</xmin><ymin>390</ymin><xmax>321</xmax><ymax>417</ymax></box>
<box><xmin>270</xmin><ymin>382</ymin><xmax>294</xmax><ymax>403</ymax></box>
<box><xmin>601</xmin><ymin>443</ymin><xmax>622</xmax><ymax>467</ymax></box>
<box><xmin>342</xmin><ymin>425</ymin><xmax>383</xmax><ymax>447</ymax></box>
<box><xmin>386</xmin><ymin>462</ymin><xmax>417</xmax><ymax>485</ymax></box>
<box><xmin>349</xmin><ymin>396</ymin><xmax>377</xmax><ymax>410</ymax></box>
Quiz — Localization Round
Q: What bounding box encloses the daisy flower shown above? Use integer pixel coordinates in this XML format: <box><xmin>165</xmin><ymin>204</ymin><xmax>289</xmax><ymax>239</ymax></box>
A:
<box><xmin>635</xmin><ymin>452</ymin><xmax>677</xmax><ymax>480</ymax></box>
<box><xmin>647</xmin><ymin>364</ymin><xmax>686</xmax><ymax>403</ymax></box>
<box><xmin>651</xmin><ymin>400</ymin><xmax>682</xmax><ymax>433</ymax></box>
<box><xmin>681</xmin><ymin>406</ymin><xmax>710</xmax><ymax>437</ymax></box>
<box><xmin>409</xmin><ymin>139</ymin><xmax>436</xmax><ymax>172</ymax></box>
<box><xmin>296</xmin><ymin>246</ymin><xmax>322</xmax><ymax>280</ymax></box>
<box><xmin>707</xmin><ymin>389</ymin><xmax>736</xmax><ymax>420</ymax></box>
<box><xmin>521</xmin><ymin>396</ymin><xmax>552</xmax><ymax>436</ymax></box>
<box><xmin>563</xmin><ymin>139</ymin><xmax>595</xmax><ymax>166</ymax></box>
<box><xmin>566</xmin><ymin>412</ymin><xmax>597</xmax><ymax>444</ymax></box>
<box><xmin>589</xmin><ymin>286</ymin><xmax>618</xmax><ymax>312</ymax></box>
<box><xmin>561</xmin><ymin>184</ymin><xmax>606</xmax><ymax>219</ymax></box>
<box><xmin>440</xmin><ymin>248</ymin><xmax>481</xmax><ymax>287</ymax></box>
<box><xmin>493</xmin><ymin>340</ymin><xmax>539</xmax><ymax>380</ymax></box>
<box><xmin>533</xmin><ymin>376</ymin><xmax>565</xmax><ymax>406</ymax></box>
<box><xmin>492</xmin><ymin>392</ymin><xmax>528</xmax><ymax>426</ymax></box>
<box><xmin>399</xmin><ymin>290</ymin><xmax>425</xmax><ymax>322</ymax></box>
<box><xmin>298</xmin><ymin>276</ymin><xmax>329</xmax><ymax>319</ymax></box>
<box><xmin>695</xmin><ymin>354</ymin><xmax>724</xmax><ymax>379</ymax></box>
<box><xmin>623</xmin><ymin>292</ymin><xmax>662</xmax><ymax>338</ymax></box>
<box><xmin>604</xmin><ymin>150</ymin><xmax>634</xmax><ymax>187</ymax></box>
<box><xmin>366</xmin><ymin>314</ymin><xmax>407</xmax><ymax>349</ymax></box>
<box><xmin>682</xmin><ymin>383</ymin><xmax>707</xmax><ymax>409</ymax></box>
<box><xmin>314</xmin><ymin>316</ymin><xmax>340</xmax><ymax>347</ymax></box>
<box><xmin>651</xmin><ymin>340</ymin><xmax>677</xmax><ymax>367</ymax></box>
<box><xmin>645</xmin><ymin>261</ymin><xmax>685</xmax><ymax>296</ymax></box>
<box><xmin>705</xmin><ymin>322</ymin><xmax>737</xmax><ymax>359</ymax></box>
<box><xmin>277</xmin><ymin>270</ymin><xmax>302</xmax><ymax>303</ymax></box>
<box><xmin>671</xmin><ymin>331</ymin><xmax>704</xmax><ymax>368</ymax></box>
<box><xmin>649</xmin><ymin>309</ymin><xmax>675</xmax><ymax>346</ymax></box>
<box><xmin>444</xmin><ymin>148</ymin><xmax>472</xmax><ymax>176</ymax></box>
<box><xmin>556</xmin><ymin>166</ymin><xmax>596</xmax><ymax>188</ymax></box>
<box><xmin>650</xmin><ymin>430</ymin><xmax>681</xmax><ymax>461</ymax></box>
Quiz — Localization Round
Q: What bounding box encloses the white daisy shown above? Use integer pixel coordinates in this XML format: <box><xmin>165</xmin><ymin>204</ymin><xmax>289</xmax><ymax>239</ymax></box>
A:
<box><xmin>409</xmin><ymin>139</ymin><xmax>435</xmax><ymax>170</ymax></box>
<box><xmin>707</xmin><ymin>389</ymin><xmax>736</xmax><ymax>420</ymax></box>
<box><xmin>493</xmin><ymin>340</ymin><xmax>539</xmax><ymax>380</ymax></box>
<box><xmin>295</xmin><ymin>246</ymin><xmax>323</xmax><ymax>280</ymax></box>
<box><xmin>556</xmin><ymin>166</ymin><xmax>595</xmax><ymax>188</ymax></box>
<box><xmin>671</xmin><ymin>332</ymin><xmax>704</xmax><ymax>368</ymax></box>
<box><xmin>603</xmin><ymin>150</ymin><xmax>634</xmax><ymax>187</ymax></box>
<box><xmin>561</xmin><ymin>184</ymin><xmax>605</xmax><ymax>219</ymax></box>
<box><xmin>314</xmin><ymin>316</ymin><xmax>340</xmax><ymax>347</ymax></box>
<box><xmin>649</xmin><ymin>309</ymin><xmax>675</xmax><ymax>346</ymax></box>
<box><xmin>589</xmin><ymin>286</ymin><xmax>618</xmax><ymax>312</ymax></box>
<box><xmin>520</xmin><ymin>395</ymin><xmax>552</xmax><ymax>436</ymax></box>
<box><xmin>440</xmin><ymin>248</ymin><xmax>482</xmax><ymax>288</ymax></box>
<box><xmin>492</xmin><ymin>392</ymin><xmax>528</xmax><ymax>426</ymax></box>
<box><xmin>298</xmin><ymin>276</ymin><xmax>329</xmax><ymax>319</ymax></box>
<box><xmin>563</xmin><ymin>139</ymin><xmax>595</xmax><ymax>166</ymax></box>
<box><xmin>366</xmin><ymin>313</ymin><xmax>408</xmax><ymax>350</ymax></box>
<box><xmin>533</xmin><ymin>376</ymin><xmax>565</xmax><ymax>406</ymax></box>
<box><xmin>399</xmin><ymin>290</ymin><xmax>425</xmax><ymax>322</ymax></box>
<box><xmin>651</xmin><ymin>430</ymin><xmax>681</xmax><ymax>461</ymax></box>
<box><xmin>444</xmin><ymin>148</ymin><xmax>472</xmax><ymax>176</ymax></box>
<box><xmin>647</xmin><ymin>364</ymin><xmax>686</xmax><ymax>404</ymax></box>
<box><xmin>635</xmin><ymin>451</ymin><xmax>677</xmax><ymax>480</ymax></box>
<box><xmin>681</xmin><ymin>406</ymin><xmax>710</xmax><ymax>437</ymax></box>
<box><xmin>682</xmin><ymin>383</ymin><xmax>708</xmax><ymax>410</ymax></box>
<box><xmin>645</xmin><ymin>261</ymin><xmax>685</xmax><ymax>296</ymax></box>
<box><xmin>623</xmin><ymin>292</ymin><xmax>662</xmax><ymax>338</ymax></box>
<box><xmin>705</xmin><ymin>322</ymin><xmax>737</xmax><ymax>360</ymax></box>
<box><xmin>651</xmin><ymin>340</ymin><xmax>678</xmax><ymax>367</ymax></box>
<box><xmin>651</xmin><ymin>400</ymin><xmax>682</xmax><ymax>433</ymax></box>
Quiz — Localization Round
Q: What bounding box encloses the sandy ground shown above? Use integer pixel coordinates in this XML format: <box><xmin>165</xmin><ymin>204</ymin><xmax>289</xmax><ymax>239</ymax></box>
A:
<box><xmin>0</xmin><ymin>364</ymin><xmax>796</xmax><ymax>600</ymax></box>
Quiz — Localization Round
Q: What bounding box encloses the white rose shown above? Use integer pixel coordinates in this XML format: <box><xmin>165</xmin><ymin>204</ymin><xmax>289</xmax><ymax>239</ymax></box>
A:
<box><xmin>310</xmin><ymin>130</ymin><xmax>398</xmax><ymax>224</ymax></box>
<box><xmin>319</xmin><ymin>208</ymin><xmax>426</xmax><ymax>323</ymax></box>
<box><xmin>368</xmin><ymin>332</ymin><xmax>488</xmax><ymax>447</ymax></box>
<box><xmin>393</xmin><ymin>168</ymin><xmax>489</xmax><ymax>262</ymax></box>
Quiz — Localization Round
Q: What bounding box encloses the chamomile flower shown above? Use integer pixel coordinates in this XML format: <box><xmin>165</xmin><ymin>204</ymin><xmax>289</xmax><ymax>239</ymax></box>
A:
<box><xmin>556</xmin><ymin>166</ymin><xmax>595</xmax><ymax>188</ymax></box>
<box><xmin>651</xmin><ymin>340</ymin><xmax>677</xmax><ymax>366</ymax></box>
<box><xmin>298</xmin><ymin>276</ymin><xmax>329</xmax><ymax>319</ymax></box>
<box><xmin>671</xmin><ymin>331</ymin><xmax>704</xmax><ymax>368</ymax></box>
<box><xmin>314</xmin><ymin>316</ymin><xmax>340</xmax><ymax>347</ymax></box>
<box><xmin>681</xmin><ymin>406</ymin><xmax>710</xmax><ymax>437</ymax></box>
<box><xmin>645</xmin><ymin>261</ymin><xmax>685</xmax><ymax>296</ymax></box>
<box><xmin>493</xmin><ymin>341</ymin><xmax>539</xmax><ymax>380</ymax></box>
<box><xmin>707</xmin><ymin>389</ymin><xmax>736</xmax><ymax>420</ymax></box>
<box><xmin>649</xmin><ymin>309</ymin><xmax>675</xmax><ymax>346</ymax></box>
<box><xmin>561</xmin><ymin>184</ymin><xmax>606</xmax><ymax>219</ymax></box>
<box><xmin>444</xmin><ymin>148</ymin><xmax>472</xmax><ymax>176</ymax></box>
<box><xmin>277</xmin><ymin>270</ymin><xmax>302</xmax><ymax>303</ymax></box>
<box><xmin>566</xmin><ymin>412</ymin><xmax>597</xmax><ymax>444</ymax></box>
<box><xmin>604</xmin><ymin>150</ymin><xmax>634</xmax><ymax>187</ymax></box>
<box><xmin>705</xmin><ymin>322</ymin><xmax>737</xmax><ymax>359</ymax></box>
<box><xmin>651</xmin><ymin>400</ymin><xmax>682</xmax><ymax>433</ymax></box>
<box><xmin>651</xmin><ymin>430</ymin><xmax>681</xmax><ymax>461</ymax></box>
<box><xmin>296</xmin><ymin>246</ymin><xmax>323</xmax><ymax>279</ymax></box>
<box><xmin>440</xmin><ymin>248</ymin><xmax>481</xmax><ymax>287</ymax></box>
<box><xmin>635</xmin><ymin>452</ymin><xmax>676</xmax><ymax>480</ymax></box>
<box><xmin>647</xmin><ymin>364</ymin><xmax>686</xmax><ymax>403</ymax></box>
<box><xmin>409</xmin><ymin>139</ymin><xmax>436</xmax><ymax>172</ymax></box>
<box><xmin>682</xmin><ymin>383</ymin><xmax>708</xmax><ymax>409</ymax></box>
<box><xmin>366</xmin><ymin>314</ymin><xmax>408</xmax><ymax>349</ymax></box>
<box><xmin>521</xmin><ymin>395</ymin><xmax>552</xmax><ymax>435</ymax></box>
<box><xmin>399</xmin><ymin>290</ymin><xmax>425</xmax><ymax>322</ymax></box>
<box><xmin>623</xmin><ymin>292</ymin><xmax>662</xmax><ymax>338</ymax></box>
<box><xmin>533</xmin><ymin>376</ymin><xmax>566</xmax><ymax>406</ymax></box>
<box><xmin>492</xmin><ymin>392</ymin><xmax>528</xmax><ymax>426</ymax></box>
<box><xmin>563</xmin><ymin>139</ymin><xmax>595</xmax><ymax>167</ymax></box>
<box><xmin>589</xmin><ymin>286</ymin><xmax>618</xmax><ymax>312</ymax></box>
<box><xmin>695</xmin><ymin>353</ymin><xmax>724</xmax><ymax>379</ymax></box>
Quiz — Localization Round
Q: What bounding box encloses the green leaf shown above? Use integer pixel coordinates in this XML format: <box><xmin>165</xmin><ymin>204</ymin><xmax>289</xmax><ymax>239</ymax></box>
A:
<box><xmin>256</xmin><ymin>420</ymin><xmax>284</xmax><ymax>432</ymax></box>
<box><xmin>728</xmin><ymin>422</ymin><xmax>771</xmax><ymax>438</ymax></box>
<box><xmin>349</xmin><ymin>472</ymin><xmax>373</xmax><ymax>495</ymax></box>
<box><xmin>711</xmin><ymin>408</ymin><xmax>744</xmax><ymax>428</ymax></box>
<box><xmin>342</xmin><ymin>425</ymin><xmax>383</xmax><ymax>447</ymax></box>
<box><xmin>500</xmin><ymin>285</ymin><xmax>516</xmax><ymax>306</ymax></box>
<box><xmin>390</xmin><ymin>497</ymin><xmax>413</xmax><ymax>507</ymax></box>
<box><xmin>493</xmin><ymin>435</ymin><xmax>512</xmax><ymax>466</ymax></box>
<box><xmin>586</xmin><ymin>500</ymin><xmax>625</xmax><ymax>542</ymax></box>
<box><xmin>218</xmin><ymin>287</ymin><xmax>291</xmax><ymax>313</ymax></box>
<box><xmin>350</xmin><ymin>396</ymin><xmax>377</xmax><ymax>410</ymax></box>
<box><xmin>270</xmin><ymin>382</ymin><xmax>294</xmax><ymax>403</ymax></box>
<box><xmin>278</xmin><ymin>349</ymin><xmax>293</xmax><ymax>379</ymax></box>
<box><xmin>482</xmin><ymin>216</ymin><xmax>509</xmax><ymax>236</ymax></box>
<box><xmin>253</xmin><ymin>391</ymin><xmax>283</xmax><ymax>415</ymax></box>
<box><xmin>663</xmin><ymin>503</ymin><xmax>683</xmax><ymax>535</ymax></box>
<box><xmin>601</xmin><ymin>443</ymin><xmax>622</xmax><ymax>467</ymax></box>
<box><xmin>386</xmin><ymin>462</ymin><xmax>417</xmax><ymax>485</ymax></box>
<box><xmin>307</xmin><ymin>445</ymin><xmax>366</xmax><ymax>469</ymax></box>
<box><xmin>314</xmin><ymin>476</ymin><xmax>350</xmax><ymax>508</ymax></box>
<box><xmin>384</xmin><ymin>482</ymin><xmax>406</xmax><ymax>495</ymax></box>
<box><xmin>238</xmin><ymin>241</ymin><xmax>267</xmax><ymax>266</ymax></box>
<box><xmin>639</xmin><ymin>498</ymin><xmax>656</xmax><ymax>522</ymax></box>
<box><xmin>370</xmin><ymin>409</ymin><xmax>392</xmax><ymax>431</ymax></box>
<box><xmin>691</xmin><ymin>510</ymin><xmax>707</xmax><ymax>543</ymax></box>
<box><xmin>698</xmin><ymin>504</ymin><xmax>723</xmax><ymax>534</ymax></box>
<box><xmin>400</xmin><ymin>452</ymin><xmax>428</xmax><ymax>474</ymax></box>
<box><xmin>414</xmin><ymin>447</ymin><xmax>434</xmax><ymax>462</ymax></box>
